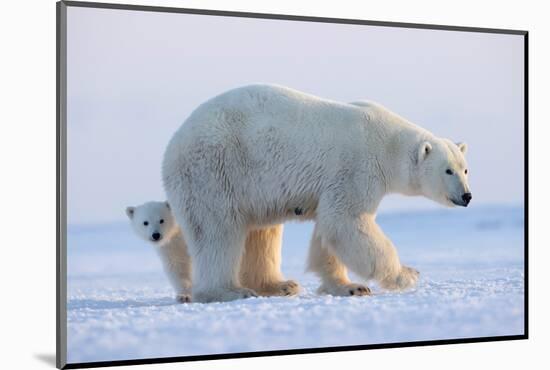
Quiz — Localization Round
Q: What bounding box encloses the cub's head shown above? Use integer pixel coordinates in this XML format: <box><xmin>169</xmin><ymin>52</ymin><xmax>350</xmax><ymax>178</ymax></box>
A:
<box><xmin>126</xmin><ymin>201</ymin><xmax>178</xmax><ymax>246</ymax></box>
<box><xmin>415</xmin><ymin>139</ymin><xmax>472</xmax><ymax>207</ymax></box>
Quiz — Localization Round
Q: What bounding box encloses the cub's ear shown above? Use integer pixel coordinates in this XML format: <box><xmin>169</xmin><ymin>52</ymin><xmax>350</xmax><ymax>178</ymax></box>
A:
<box><xmin>125</xmin><ymin>206</ymin><xmax>135</xmax><ymax>219</ymax></box>
<box><xmin>165</xmin><ymin>201</ymin><xmax>170</xmax><ymax>210</ymax></box>
<box><xmin>417</xmin><ymin>141</ymin><xmax>432</xmax><ymax>163</ymax></box>
<box><xmin>456</xmin><ymin>142</ymin><xmax>468</xmax><ymax>155</ymax></box>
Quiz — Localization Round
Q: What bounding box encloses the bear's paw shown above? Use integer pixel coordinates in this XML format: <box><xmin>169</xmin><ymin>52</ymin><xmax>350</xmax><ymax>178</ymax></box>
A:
<box><xmin>176</xmin><ymin>293</ymin><xmax>192</xmax><ymax>303</ymax></box>
<box><xmin>317</xmin><ymin>282</ymin><xmax>371</xmax><ymax>297</ymax></box>
<box><xmin>257</xmin><ymin>280</ymin><xmax>301</xmax><ymax>297</ymax></box>
<box><xmin>380</xmin><ymin>266</ymin><xmax>420</xmax><ymax>291</ymax></box>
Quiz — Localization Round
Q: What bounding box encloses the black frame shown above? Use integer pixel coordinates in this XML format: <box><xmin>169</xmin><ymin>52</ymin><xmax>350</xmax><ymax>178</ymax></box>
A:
<box><xmin>56</xmin><ymin>1</ymin><xmax>529</xmax><ymax>368</ymax></box>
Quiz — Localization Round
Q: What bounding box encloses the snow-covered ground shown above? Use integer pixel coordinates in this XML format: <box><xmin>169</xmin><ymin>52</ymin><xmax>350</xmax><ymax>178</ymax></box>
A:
<box><xmin>66</xmin><ymin>205</ymin><xmax>525</xmax><ymax>364</ymax></box>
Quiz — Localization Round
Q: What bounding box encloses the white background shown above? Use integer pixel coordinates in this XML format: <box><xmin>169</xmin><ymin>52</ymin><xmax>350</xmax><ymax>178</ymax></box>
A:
<box><xmin>0</xmin><ymin>0</ymin><xmax>547</xmax><ymax>369</ymax></box>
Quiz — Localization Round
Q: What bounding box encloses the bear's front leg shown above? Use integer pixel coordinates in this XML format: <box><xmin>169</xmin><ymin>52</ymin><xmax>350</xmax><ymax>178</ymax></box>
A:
<box><xmin>317</xmin><ymin>213</ymin><xmax>419</xmax><ymax>291</ymax></box>
<box><xmin>186</xmin><ymin>222</ymin><xmax>258</xmax><ymax>303</ymax></box>
<box><xmin>307</xmin><ymin>224</ymin><xmax>371</xmax><ymax>297</ymax></box>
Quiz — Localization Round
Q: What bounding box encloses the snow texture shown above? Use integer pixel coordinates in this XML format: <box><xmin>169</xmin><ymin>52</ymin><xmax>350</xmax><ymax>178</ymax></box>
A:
<box><xmin>67</xmin><ymin>205</ymin><xmax>525</xmax><ymax>364</ymax></box>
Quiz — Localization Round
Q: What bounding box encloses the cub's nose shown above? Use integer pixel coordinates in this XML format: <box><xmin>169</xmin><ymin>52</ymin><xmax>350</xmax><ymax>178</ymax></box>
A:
<box><xmin>152</xmin><ymin>232</ymin><xmax>161</xmax><ymax>241</ymax></box>
<box><xmin>461</xmin><ymin>192</ymin><xmax>472</xmax><ymax>206</ymax></box>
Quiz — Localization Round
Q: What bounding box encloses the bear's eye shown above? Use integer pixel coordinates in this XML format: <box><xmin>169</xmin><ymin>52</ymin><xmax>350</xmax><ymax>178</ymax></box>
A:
<box><xmin>464</xmin><ymin>169</ymin><xmax>468</xmax><ymax>175</ymax></box>
<box><xmin>160</xmin><ymin>219</ymin><xmax>164</xmax><ymax>224</ymax></box>
<box><xmin>143</xmin><ymin>221</ymin><xmax>149</xmax><ymax>226</ymax></box>
<box><xmin>445</xmin><ymin>169</ymin><xmax>453</xmax><ymax>175</ymax></box>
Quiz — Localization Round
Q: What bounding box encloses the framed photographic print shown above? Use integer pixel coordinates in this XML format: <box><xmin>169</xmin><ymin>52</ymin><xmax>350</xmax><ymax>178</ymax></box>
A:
<box><xmin>57</xmin><ymin>1</ymin><xmax>528</xmax><ymax>368</ymax></box>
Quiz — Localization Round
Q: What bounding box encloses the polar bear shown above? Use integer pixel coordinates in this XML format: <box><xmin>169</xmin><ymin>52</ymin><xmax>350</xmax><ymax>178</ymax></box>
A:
<box><xmin>162</xmin><ymin>84</ymin><xmax>471</xmax><ymax>302</ymax></box>
<box><xmin>126</xmin><ymin>201</ymin><xmax>193</xmax><ymax>303</ymax></box>
<box><xmin>126</xmin><ymin>201</ymin><xmax>300</xmax><ymax>301</ymax></box>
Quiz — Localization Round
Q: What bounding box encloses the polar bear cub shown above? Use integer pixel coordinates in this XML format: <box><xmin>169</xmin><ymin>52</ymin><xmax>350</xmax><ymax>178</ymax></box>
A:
<box><xmin>126</xmin><ymin>201</ymin><xmax>192</xmax><ymax>303</ymax></box>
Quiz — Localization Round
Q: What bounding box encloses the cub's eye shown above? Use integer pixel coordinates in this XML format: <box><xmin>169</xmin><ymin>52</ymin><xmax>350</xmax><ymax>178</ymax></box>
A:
<box><xmin>160</xmin><ymin>219</ymin><xmax>164</xmax><ymax>224</ymax></box>
<box><xmin>143</xmin><ymin>221</ymin><xmax>149</xmax><ymax>226</ymax></box>
<box><xmin>464</xmin><ymin>169</ymin><xmax>468</xmax><ymax>175</ymax></box>
<box><xmin>445</xmin><ymin>169</ymin><xmax>453</xmax><ymax>175</ymax></box>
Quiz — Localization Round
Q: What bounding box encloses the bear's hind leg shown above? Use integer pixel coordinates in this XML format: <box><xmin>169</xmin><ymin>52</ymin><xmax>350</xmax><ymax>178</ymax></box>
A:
<box><xmin>240</xmin><ymin>225</ymin><xmax>301</xmax><ymax>296</ymax></box>
<box><xmin>307</xmin><ymin>224</ymin><xmax>371</xmax><ymax>297</ymax></box>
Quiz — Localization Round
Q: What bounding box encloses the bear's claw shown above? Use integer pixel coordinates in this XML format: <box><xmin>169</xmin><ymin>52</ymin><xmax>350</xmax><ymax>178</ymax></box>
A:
<box><xmin>349</xmin><ymin>285</ymin><xmax>371</xmax><ymax>296</ymax></box>
<box><xmin>176</xmin><ymin>294</ymin><xmax>192</xmax><ymax>303</ymax></box>
<box><xmin>318</xmin><ymin>282</ymin><xmax>371</xmax><ymax>297</ymax></box>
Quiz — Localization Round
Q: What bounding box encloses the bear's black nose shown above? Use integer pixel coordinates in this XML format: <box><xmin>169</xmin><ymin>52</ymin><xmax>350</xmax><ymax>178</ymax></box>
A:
<box><xmin>152</xmin><ymin>232</ymin><xmax>161</xmax><ymax>241</ymax></box>
<box><xmin>462</xmin><ymin>192</ymin><xmax>472</xmax><ymax>206</ymax></box>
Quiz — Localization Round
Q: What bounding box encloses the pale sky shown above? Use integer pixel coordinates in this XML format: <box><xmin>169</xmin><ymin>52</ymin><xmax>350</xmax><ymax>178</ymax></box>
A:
<box><xmin>67</xmin><ymin>6</ymin><xmax>524</xmax><ymax>224</ymax></box>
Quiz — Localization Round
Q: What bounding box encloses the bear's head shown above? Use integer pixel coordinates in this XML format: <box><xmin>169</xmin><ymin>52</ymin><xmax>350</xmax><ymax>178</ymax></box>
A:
<box><xmin>126</xmin><ymin>201</ymin><xmax>179</xmax><ymax>246</ymax></box>
<box><xmin>415</xmin><ymin>139</ymin><xmax>472</xmax><ymax>207</ymax></box>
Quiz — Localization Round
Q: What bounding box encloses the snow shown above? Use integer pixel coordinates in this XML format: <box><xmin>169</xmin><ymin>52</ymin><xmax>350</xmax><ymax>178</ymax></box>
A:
<box><xmin>66</xmin><ymin>205</ymin><xmax>525</xmax><ymax>364</ymax></box>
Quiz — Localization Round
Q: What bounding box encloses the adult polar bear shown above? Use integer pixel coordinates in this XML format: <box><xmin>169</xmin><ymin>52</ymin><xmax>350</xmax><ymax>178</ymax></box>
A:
<box><xmin>162</xmin><ymin>84</ymin><xmax>471</xmax><ymax>303</ymax></box>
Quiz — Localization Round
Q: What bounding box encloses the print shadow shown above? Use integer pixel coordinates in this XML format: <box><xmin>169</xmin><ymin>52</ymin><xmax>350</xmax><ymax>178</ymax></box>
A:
<box><xmin>34</xmin><ymin>353</ymin><xmax>56</xmax><ymax>366</ymax></box>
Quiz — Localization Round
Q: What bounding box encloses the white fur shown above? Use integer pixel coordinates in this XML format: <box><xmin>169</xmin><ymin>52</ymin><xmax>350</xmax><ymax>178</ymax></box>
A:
<box><xmin>126</xmin><ymin>201</ymin><xmax>193</xmax><ymax>303</ymax></box>
<box><xmin>162</xmin><ymin>84</ymin><xmax>471</xmax><ymax>302</ymax></box>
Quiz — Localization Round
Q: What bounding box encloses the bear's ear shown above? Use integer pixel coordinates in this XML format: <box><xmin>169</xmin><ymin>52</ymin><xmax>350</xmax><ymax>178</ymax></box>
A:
<box><xmin>165</xmin><ymin>201</ymin><xmax>170</xmax><ymax>210</ymax></box>
<box><xmin>417</xmin><ymin>141</ymin><xmax>432</xmax><ymax>163</ymax></box>
<box><xmin>456</xmin><ymin>142</ymin><xmax>468</xmax><ymax>155</ymax></box>
<box><xmin>125</xmin><ymin>206</ymin><xmax>135</xmax><ymax>219</ymax></box>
